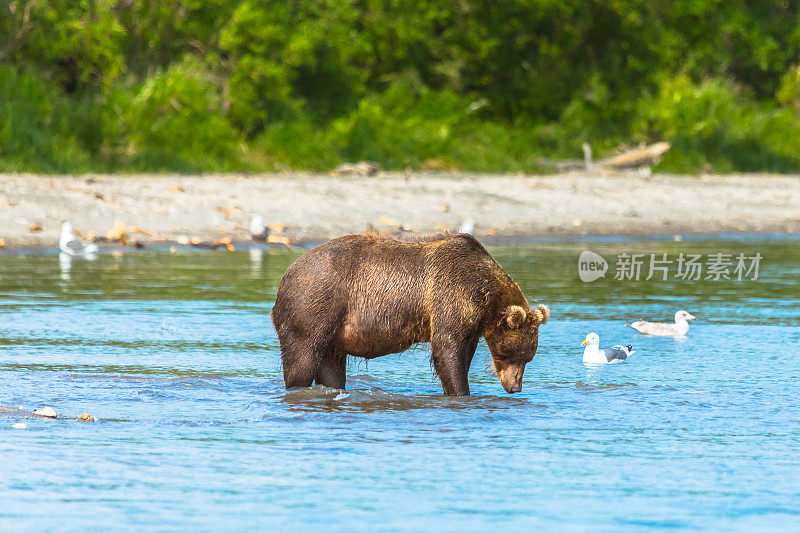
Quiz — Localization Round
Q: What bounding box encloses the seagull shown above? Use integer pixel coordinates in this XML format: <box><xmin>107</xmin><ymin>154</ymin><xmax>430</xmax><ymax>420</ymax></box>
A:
<box><xmin>581</xmin><ymin>333</ymin><xmax>635</xmax><ymax>364</ymax></box>
<box><xmin>458</xmin><ymin>218</ymin><xmax>475</xmax><ymax>235</ymax></box>
<box><xmin>59</xmin><ymin>222</ymin><xmax>98</xmax><ymax>257</ymax></box>
<box><xmin>249</xmin><ymin>215</ymin><xmax>270</xmax><ymax>242</ymax></box>
<box><xmin>628</xmin><ymin>310</ymin><xmax>696</xmax><ymax>337</ymax></box>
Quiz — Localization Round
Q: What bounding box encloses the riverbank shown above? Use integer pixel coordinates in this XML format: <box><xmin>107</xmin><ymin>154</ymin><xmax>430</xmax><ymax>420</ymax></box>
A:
<box><xmin>1</xmin><ymin>172</ymin><xmax>799</xmax><ymax>250</ymax></box>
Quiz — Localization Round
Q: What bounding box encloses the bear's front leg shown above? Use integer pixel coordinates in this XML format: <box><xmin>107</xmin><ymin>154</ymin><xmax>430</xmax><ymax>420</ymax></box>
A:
<box><xmin>431</xmin><ymin>334</ymin><xmax>478</xmax><ymax>396</ymax></box>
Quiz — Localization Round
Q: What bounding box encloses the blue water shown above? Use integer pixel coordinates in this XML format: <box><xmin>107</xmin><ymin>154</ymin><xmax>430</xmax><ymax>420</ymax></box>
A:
<box><xmin>1</xmin><ymin>241</ymin><xmax>799</xmax><ymax>530</ymax></box>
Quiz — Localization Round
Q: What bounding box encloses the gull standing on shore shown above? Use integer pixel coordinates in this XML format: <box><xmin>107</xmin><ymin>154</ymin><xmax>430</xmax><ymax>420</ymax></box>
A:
<box><xmin>581</xmin><ymin>333</ymin><xmax>635</xmax><ymax>364</ymax></box>
<box><xmin>628</xmin><ymin>310</ymin><xmax>696</xmax><ymax>337</ymax></box>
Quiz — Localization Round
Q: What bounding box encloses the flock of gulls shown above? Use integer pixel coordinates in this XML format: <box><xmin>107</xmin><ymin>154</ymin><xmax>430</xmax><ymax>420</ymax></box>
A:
<box><xmin>582</xmin><ymin>310</ymin><xmax>696</xmax><ymax>365</ymax></box>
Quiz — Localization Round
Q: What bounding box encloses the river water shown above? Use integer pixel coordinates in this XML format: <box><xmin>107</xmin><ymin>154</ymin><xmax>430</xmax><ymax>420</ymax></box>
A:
<box><xmin>1</xmin><ymin>238</ymin><xmax>798</xmax><ymax>530</ymax></box>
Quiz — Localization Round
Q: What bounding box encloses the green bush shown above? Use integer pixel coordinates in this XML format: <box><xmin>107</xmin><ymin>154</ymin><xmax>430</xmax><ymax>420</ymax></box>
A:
<box><xmin>0</xmin><ymin>66</ymin><xmax>95</xmax><ymax>172</ymax></box>
<box><xmin>636</xmin><ymin>76</ymin><xmax>800</xmax><ymax>172</ymax></box>
<box><xmin>255</xmin><ymin>80</ymin><xmax>551</xmax><ymax>172</ymax></box>
<box><xmin>114</xmin><ymin>59</ymin><xmax>244</xmax><ymax>172</ymax></box>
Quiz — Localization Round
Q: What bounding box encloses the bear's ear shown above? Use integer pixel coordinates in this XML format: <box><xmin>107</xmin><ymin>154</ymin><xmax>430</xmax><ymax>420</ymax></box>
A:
<box><xmin>531</xmin><ymin>304</ymin><xmax>549</xmax><ymax>327</ymax></box>
<box><xmin>503</xmin><ymin>305</ymin><xmax>527</xmax><ymax>330</ymax></box>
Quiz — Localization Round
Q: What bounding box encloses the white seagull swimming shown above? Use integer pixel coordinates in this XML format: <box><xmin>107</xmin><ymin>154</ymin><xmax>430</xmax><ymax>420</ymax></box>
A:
<box><xmin>59</xmin><ymin>222</ymin><xmax>98</xmax><ymax>257</ymax></box>
<box><xmin>581</xmin><ymin>333</ymin><xmax>635</xmax><ymax>364</ymax></box>
<box><xmin>249</xmin><ymin>214</ymin><xmax>270</xmax><ymax>242</ymax></box>
<box><xmin>628</xmin><ymin>310</ymin><xmax>696</xmax><ymax>337</ymax></box>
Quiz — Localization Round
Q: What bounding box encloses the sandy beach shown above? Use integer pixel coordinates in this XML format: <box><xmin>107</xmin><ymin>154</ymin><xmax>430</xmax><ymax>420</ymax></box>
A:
<box><xmin>1</xmin><ymin>172</ymin><xmax>799</xmax><ymax>250</ymax></box>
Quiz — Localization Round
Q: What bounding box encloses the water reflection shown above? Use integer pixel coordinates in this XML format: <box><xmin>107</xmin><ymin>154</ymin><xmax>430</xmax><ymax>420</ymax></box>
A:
<box><xmin>58</xmin><ymin>252</ymin><xmax>72</xmax><ymax>281</ymax></box>
<box><xmin>248</xmin><ymin>247</ymin><xmax>263</xmax><ymax>276</ymax></box>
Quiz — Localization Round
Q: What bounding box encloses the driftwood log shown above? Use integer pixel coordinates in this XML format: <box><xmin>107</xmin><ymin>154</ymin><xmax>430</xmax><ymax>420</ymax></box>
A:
<box><xmin>539</xmin><ymin>142</ymin><xmax>671</xmax><ymax>173</ymax></box>
<box><xmin>599</xmin><ymin>142</ymin><xmax>671</xmax><ymax>170</ymax></box>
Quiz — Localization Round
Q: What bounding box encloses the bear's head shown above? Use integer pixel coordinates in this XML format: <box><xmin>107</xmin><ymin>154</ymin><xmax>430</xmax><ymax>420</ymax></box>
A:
<box><xmin>484</xmin><ymin>304</ymin><xmax>549</xmax><ymax>393</ymax></box>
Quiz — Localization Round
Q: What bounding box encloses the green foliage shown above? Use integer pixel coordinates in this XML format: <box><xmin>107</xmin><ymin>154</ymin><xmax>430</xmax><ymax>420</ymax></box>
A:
<box><xmin>1</xmin><ymin>0</ymin><xmax>800</xmax><ymax>173</ymax></box>
<box><xmin>635</xmin><ymin>76</ymin><xmax>800</xmax><ymax>172</ymax></box>
<box><xmin>777</xmin><ymin>65</ymin><xmax>800</xmax><ymax>112</ymax></box>
<box><xmin>113</xmin><ymin>59</ymin><xmax>244</xmax><ymax>171</ymax></box>
<box><xmin>0</xmin><ymin>66</ymin><xmax>95</xmax><ymax>172</ymax></box>
<box><xmin>219</xmin><ymin>0</ymin><xmax>366</xmax><ymax>134</ymax></box>
<box><xmin>255</xmin><ymin>80</ymin><xmax>550</xmax><ymax>172</ymax></box>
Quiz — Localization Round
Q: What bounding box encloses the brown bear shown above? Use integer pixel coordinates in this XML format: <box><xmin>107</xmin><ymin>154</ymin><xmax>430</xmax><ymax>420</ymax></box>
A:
<box><xmin>271</xmin><ymin>232</ymin><xmax>549</xmax><ymax>396</ymax></box>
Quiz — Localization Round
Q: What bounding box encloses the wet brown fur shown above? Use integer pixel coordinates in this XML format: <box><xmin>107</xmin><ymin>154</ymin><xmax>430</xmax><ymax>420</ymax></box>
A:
<box><xmin>271</xmin><ymin>232</ymin><xmax>548</xmax><ymax>396</ymax></box>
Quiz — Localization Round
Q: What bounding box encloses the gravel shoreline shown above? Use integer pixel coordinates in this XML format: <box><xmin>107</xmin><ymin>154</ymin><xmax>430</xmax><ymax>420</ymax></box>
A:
<box><xmin>2</xmin><ymin>172</ymin><xmax>800</xmax><ymax>250</ymax></box>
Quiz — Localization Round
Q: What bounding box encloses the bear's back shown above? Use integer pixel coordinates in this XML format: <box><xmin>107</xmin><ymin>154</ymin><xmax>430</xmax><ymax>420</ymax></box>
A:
<box><xmin>278</xmin><ymin>232</ymin><xmax>503</xmax><ymax>307</ymax></box>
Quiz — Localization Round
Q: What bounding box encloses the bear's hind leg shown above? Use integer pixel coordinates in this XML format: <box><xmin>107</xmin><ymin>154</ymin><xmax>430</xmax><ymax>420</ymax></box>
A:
<box><xmin>281</xmin><ymin>338</ymin><xmax>324</xmax><ymax>389</ymax></box>
<box><xmin>315</xmin><ymin>348</ymin><xmax>346</xmax><ymax>389</ymax></box>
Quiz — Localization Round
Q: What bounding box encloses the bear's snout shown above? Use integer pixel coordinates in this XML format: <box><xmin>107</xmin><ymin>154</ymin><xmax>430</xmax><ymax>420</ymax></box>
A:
<box><xmin>497</xmin><ymin>363</ymin><xmax>525</xmax><ymax>394</ymax></box>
